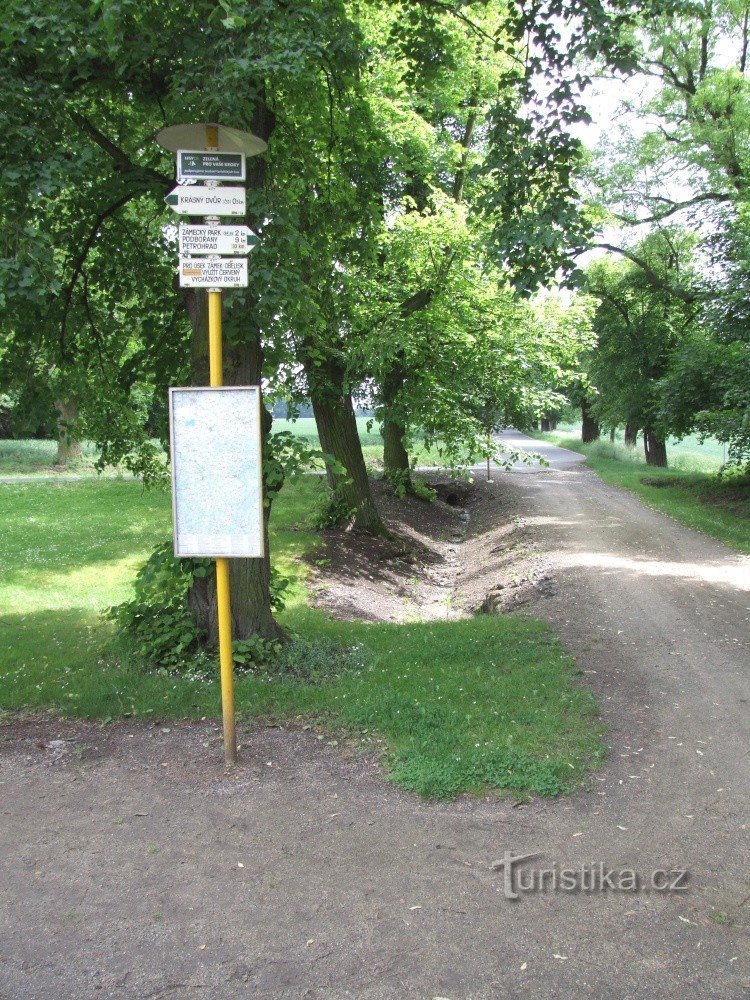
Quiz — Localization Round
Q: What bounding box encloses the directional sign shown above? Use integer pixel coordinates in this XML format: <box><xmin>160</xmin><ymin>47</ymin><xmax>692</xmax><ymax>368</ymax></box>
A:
<box><xmin>177</xmin><ymin>149</ymin><xmax>246</xmax><ymax>181</ymax></box>
<box><xmin>179</xmin><ymin>224</ymin><xmax>258</xmax><ymax>257</ymax></box>
<box><xmin>165</xmin><ymin>186</ymin><xmax>246</xmax><ymax>217</ymax></box>
<box><xmin>179</xmin><ymin>256</ymin><xmax>248</xmax><ymax>288</ymax></box>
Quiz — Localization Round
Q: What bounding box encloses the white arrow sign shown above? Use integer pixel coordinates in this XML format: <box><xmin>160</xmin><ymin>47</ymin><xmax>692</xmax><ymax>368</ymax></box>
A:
<box><xmin>165</xmin><ymin>186</ymin><xmax>246</xmax><ymax>217</ymax></box>
<box><xmin>179</xmin><ymin>257</ymin><xmax>248</xmax><ymax>288</ymax></box>
<box><xmin>179</xmin><ymin>224</ymin><xmax>258</xmax><ymax>257</ymax></box>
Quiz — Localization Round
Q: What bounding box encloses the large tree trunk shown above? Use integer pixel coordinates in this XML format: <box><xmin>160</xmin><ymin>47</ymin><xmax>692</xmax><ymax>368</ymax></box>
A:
<box><xmin>381</xmin><ymin>364</ymin><xmax>412</xmax><ymax>490</ymax></box>
<box><xmin>581</xmin><ymin>400</ymin><xmax>600</xmax><ymax>443</ymax></box>
<box><xmin>55</xmin><ymin>396</ymin><xmax>82</xmax><ymax>465</ymax></box>
<box><xmin>184</xmin><ymin>290</ymin><xmax>284</xmax><ymax>644</ymax></box>
<box><xmin>643</xmin><ymin>427</ymin><xmax>668</xmax><ymax>467</ymax></box>
<box><xmin>383</xmin><ymin>417</ymin><xmax>411</xmax><ymax>478</ymax></box>
<box><xmin>624</xmin><ymin>423</ymin><xmax>638</xmax><ymax>447</ymax></box>
<box><xmin>306</xmin><ymin>354</ymin><xmax>386</xmax><ymax>535</ymax></box>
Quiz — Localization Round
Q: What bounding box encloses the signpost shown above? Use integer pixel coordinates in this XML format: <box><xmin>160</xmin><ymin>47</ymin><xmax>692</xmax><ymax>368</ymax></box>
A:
<box><xmin>178</xmin><ymin>223</ymin><xmax>257</xmax><ymax>256</ymax></box>
<box><xmin>158</xmin><ymin>121</ymin><xmax>267</xmax><ymax>766</ymax></box>
<box><xmin>164</xmin><ymin>185</ymin><xmax>247</xmax><ymax>216</ymax></box>
<box><xmin>179</xmin><ymin>257</ymin><xmax>248</xmax><ymax>288</ymax></box>
<box><xmin>177</xmin><ymin>149</ymin><xmax>246</xmax><ymax>181</ymax></box>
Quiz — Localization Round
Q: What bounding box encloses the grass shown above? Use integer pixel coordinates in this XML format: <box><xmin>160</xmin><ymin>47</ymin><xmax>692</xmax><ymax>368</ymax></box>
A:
<box><xmin>270</xmin><ymin>416</ymin><xmax>450</xmax><ymax>469</ymax></box>
<box><xmin>532</xmin><ymin>424</ymin><xmax>750</xmax><ymax>553</ymax></box>
<box><xmin>0</xmin><ymin>439</ymin><xmax>105</xmax><ymax>476</ymax></box>
<box><xmin>0</xmin><ymin>419</ymin><xmax>451</xmax><ymax>478</ymax></box>
<box><xmin>0</xmin><ymin>474</ymin><xmax>604</xmax><ymax>799</ymax></box>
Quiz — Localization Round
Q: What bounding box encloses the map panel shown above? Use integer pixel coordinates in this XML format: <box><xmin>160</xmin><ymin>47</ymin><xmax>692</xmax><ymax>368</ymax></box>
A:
<box><xmin>169</xmin><ymin>387</ymin><xmax>263</xmax><ymax>558</ymax></box>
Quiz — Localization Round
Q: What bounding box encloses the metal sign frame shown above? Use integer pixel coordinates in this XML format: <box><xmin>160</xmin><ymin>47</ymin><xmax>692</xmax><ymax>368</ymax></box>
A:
<box><xmin>169</xmin><ymin>386</ymin><xmax>264</xmax><ymax>559</ymax></box>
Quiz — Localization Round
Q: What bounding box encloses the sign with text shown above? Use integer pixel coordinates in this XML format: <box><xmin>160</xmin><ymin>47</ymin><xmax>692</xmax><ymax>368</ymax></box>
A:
<box><xmin>165</xmin><ymin>186</ymin><xmax>246</xmax><ymax>216</ymax></box>
<box><xmin>178</xmin><ymin>224</ymin><xmax>258</xmax><ymax>256</ymax></box>
<box><xmin>177</xmin><ymin>149</ymin><xmax>246</xmax><ymax>181</ymax></box>
<box><xmin>179</xmin><ymin>256</ymin><xmax>248</xmax><ymax>288</ymax></box>
<box><xmin>169</xmin><ymin>387</ymin><xmax>264</xmax><ymax>558</ymax></box>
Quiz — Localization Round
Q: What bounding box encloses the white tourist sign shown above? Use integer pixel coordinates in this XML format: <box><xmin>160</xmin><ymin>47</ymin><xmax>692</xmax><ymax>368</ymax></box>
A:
<box><xmin>165</xmin><ymin>186</ymin><xmax>246</xmax><ymax>217</ymax></box>
<box><xmin>178</xmin><ymin>224</ymin><xmax>258</xmax><ymax>256</ymax></box>
<box><xmin>179</xmin><ymin>256</ymin><xmax>248</xmax><ymax>288</ymax></box>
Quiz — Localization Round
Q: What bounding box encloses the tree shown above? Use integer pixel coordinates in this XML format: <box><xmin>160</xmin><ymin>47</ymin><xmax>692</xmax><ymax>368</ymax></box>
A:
<box><xmin>584</xmin><ymin>0</ymin><xmax>750</xmax><ymax>465</ymax></box>
<box><xmin>586</xmin><ymin>231</ymin><xmax>700</xmax><ymax>466</ymax></box>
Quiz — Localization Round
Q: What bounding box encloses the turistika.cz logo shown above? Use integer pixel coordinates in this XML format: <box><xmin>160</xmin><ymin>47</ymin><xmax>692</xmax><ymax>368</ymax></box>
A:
<box><xmin>491</xmin><ymin>852</ymin><xmax>689</xmax><ymax>900</ymax></box>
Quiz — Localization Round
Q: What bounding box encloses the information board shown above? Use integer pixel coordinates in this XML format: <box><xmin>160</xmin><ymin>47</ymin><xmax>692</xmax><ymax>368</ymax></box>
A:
<box><xmin>169</xmin><ymin>387</ymin><xmax>264</xmax><ymax>558</ymax></box>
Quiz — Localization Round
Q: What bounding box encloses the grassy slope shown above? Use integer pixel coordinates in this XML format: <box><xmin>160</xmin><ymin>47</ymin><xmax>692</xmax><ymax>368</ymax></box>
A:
<box><xmin>0</xmin><ymin>475</ymin><xmax>604</xmax><ymax>799</ymax></box>
<box><xmin>533</xmin><ymin>426</ymin><xmax>749</xmax><ymax>554</ymax></box>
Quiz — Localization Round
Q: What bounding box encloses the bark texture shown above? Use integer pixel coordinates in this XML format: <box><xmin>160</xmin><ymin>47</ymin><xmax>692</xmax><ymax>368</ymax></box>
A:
<box><xmin>581</xmin><ymin>400</ymin><xmax>600</xmax><ymax>443</ymax></box>
<box><xmin>643</xmin><ymin>427</ymin><xmax>668</xmax><ymax>467</ymax></box>
<box><xmin>55</xmin><ymin>397</ymin><xmax>82</xmax><ymax>465</ymax></box>
<box><xmin>308</xmin><ymin>354</ymin><xmax>386</xmax><ymax>534</ymax></box>
<box><xmin>624</xmin><ymin>423</ymin><xmax>638</xmax><ymax>447</ymax></box>
<box><xmin>381</xmin><ymin>365</ymin><xmax>412</xmax><ymax>489</ymax></box>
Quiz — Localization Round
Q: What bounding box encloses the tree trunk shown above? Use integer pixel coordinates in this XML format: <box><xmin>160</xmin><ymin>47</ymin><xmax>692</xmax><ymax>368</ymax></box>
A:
<box><xmin>540</xmin><ymin>416</ymin><xmax>557</xmax><ymax>432</ymax></box>
<box><xmin>609</xmin><ymin>426</ymin><xmax>616</xmax><ymax>442</ymax></box>
<box><xmin>381</xmin><ymin>364</ymin><xmax>412</xmax><ymax>490</ymax></box>
<box><xmin>383</xmin><ymin>417</ymin><xmax>411</xmax><ymax>479</ymax></box>
<box><xmin>306</xmin><ymin>355</ymin><xmax>386</xmax><ymax>535</ymax></box>
<box><xmin>643</xmin><ymin>427</ymin><xmax>668</xmax><ymax>467</ymax></box>
<box><xmin>55</xmin><ymin>397</ymin><xmax>82</xmax><ymax>465</ymax></box>
<box><xmin>183</xmin><ymin>290</ymin><xmax>284</xmax><ymax>645</ymax></box>
<box><xmin>581</xmin><ymin>400</ymin><xmax>600</xmax><ymax>443</ymax></box>
<box><xmin>624</xmin><ymin>423</ymin><xmax>638</xmax><ymax>447</ymax></box>
<box><xmin>179</xmin><ymin>94</ymin><xmax>283</xmax><ymax>646</ymax></box>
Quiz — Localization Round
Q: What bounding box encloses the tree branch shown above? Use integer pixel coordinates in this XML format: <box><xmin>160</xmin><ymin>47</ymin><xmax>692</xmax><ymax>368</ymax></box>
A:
<box><xmin>613</xmin><ymin>191</ymin><xmax>731</xmax><ymax>224</ymax></box>
<box><xmin>68</xmin><ymin>111</ymin><xmax>172</xmax><ymax>187</ymax></box>
<box><xmin>59</xmin><ymin>190</ymin><xmax>141</xmax><ymax>361</ymax></box>
<box><xmin>584</xmin><ymin>243</ymin><xmax>699</xmax><ymax>303</ymax></box>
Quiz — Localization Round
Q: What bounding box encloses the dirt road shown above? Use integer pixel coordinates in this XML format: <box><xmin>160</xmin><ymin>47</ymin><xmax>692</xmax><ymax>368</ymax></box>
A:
<box><xmin>1</xmin><ymin>432</ymin><xmax>748</xmax><ymax>999</ymax></box>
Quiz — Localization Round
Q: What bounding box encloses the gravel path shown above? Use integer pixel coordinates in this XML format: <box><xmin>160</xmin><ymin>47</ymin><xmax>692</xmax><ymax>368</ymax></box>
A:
<box><xmin>1</xmin><ymin>431</ymin><xmax>748</xmax><ymax>999</ymax></box>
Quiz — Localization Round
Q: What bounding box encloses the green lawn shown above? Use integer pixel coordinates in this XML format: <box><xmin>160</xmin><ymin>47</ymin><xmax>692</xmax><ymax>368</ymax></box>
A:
<box><xmin>0</xmin><ymin>475</ymin><xmax>604</xmax><ymax>799</ymax></box>
<box><xmin>0</xmin><ymin>420</ymin><xmax>449</xmax><ymax>478</ymax></box>
<box><xmin>533</xmin><ymin>426</ymin><xmax>750</xmax><ymax>553</ymax></box>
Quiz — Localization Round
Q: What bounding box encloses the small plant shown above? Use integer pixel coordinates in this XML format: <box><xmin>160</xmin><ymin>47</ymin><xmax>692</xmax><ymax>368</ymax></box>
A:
<box><xmin>411</xmin><ymin>476</ymin><xmax>437</xmax><ymax>502</ymax></box>
<box><xmin>107</xmin><ymin>541</ymin><xmax>290</xmax><ymax>672</ymax></box>
<box><xmin>312</xmin><ymin>490</ymin><xmax>355</xmax><ymax>530</ymax></box>
<box><xmin>105</xmin><ymin>542</ymin><xmax>206</xmax><ymax>670</ymax></box>
<box><xmin>232</xmin><ymin>634</ymin><xmax>284</xmax><ymax>670</ymax></box>
<box><xmin>257</xmin><ymin>637</ymin><xmax>368</xmax><ymax>683</ymax></box>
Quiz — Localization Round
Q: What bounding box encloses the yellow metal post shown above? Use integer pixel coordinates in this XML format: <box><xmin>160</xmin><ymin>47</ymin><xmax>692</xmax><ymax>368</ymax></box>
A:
<box><xmin>208</xmin><ymin>288</ymin><xmax>237</xmax><ymax>765</ymax></box>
